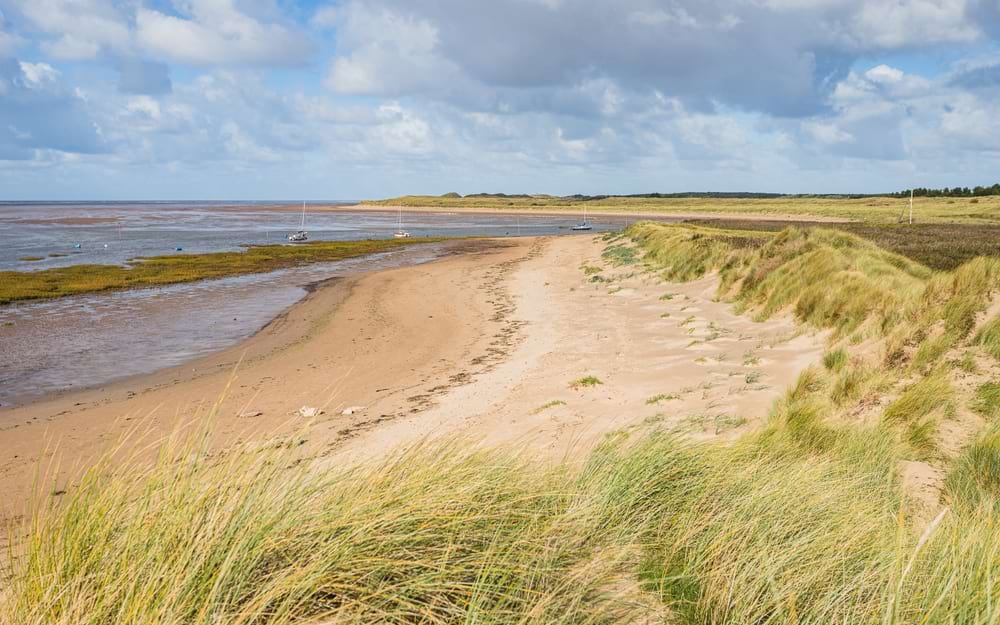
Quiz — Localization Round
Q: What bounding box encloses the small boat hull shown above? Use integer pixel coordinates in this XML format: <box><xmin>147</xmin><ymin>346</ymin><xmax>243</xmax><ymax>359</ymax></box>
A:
<box><xmin>393</xmin><ymin>231</ymin><xmax>411</xmax><ymax>238</ymax></box>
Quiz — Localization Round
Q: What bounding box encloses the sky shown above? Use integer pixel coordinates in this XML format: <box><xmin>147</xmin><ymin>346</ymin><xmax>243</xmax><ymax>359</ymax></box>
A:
<box><xmin>1</xmin><ymin>0</ymin><xmax>1000</xmax><ymax>200</ymax></box>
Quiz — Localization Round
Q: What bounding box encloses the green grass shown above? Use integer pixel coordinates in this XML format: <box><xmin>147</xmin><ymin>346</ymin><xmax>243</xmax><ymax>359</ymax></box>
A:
<box><xmin>0</xmin><ymin>238</ymin><xmax>448</xmax><ymax>305</ymax></box>
<box><xmin>645</xmin><ymin>393</ymin><xmax>679</xmax><ymax>405</ymax></box>
<box><xmin>581</xmin><ymin>265</ymin><xmax>603</xmax><ymax>275</ymax></box>
<box><xmin>11</xmin><ymin>421</ymin><xmax>1000</xmax><ymax>624</ymax></box>
<box><xmin>957</xmin><ymin>351</ymin><xmax>979</xmax><ymax>373</ymax></box>
<box><xmin>600</xmin><ymin>244</ymin><xmax>639</xmax><ymax>266</ymax></box>
<box><xmin>570</xmin><ymin>376</ymin><xmax>603</xmax><ymax>389</ymax></box>
<box><xmin>976</xmin><ymin>314</ymin><xmax>1000</xmax><ymax>360</ymax></box>
<box><xmin>630</xmin><ymin>223</ymin><xmax>931</xmax><ymax>339</ymax></box>
<box><xmin>822</xmin><ymin>347</ymin><xmax>848</xmax><ymax>372</ymax></box>
<box><xmin>532</xmin><ymin>400</ymin><xmax>567</xmax><ymax>414</ymax></box>
<box><xmin>883</xmin><ymin>371</ymin><xmax>954</xmax><ymax>424</ymax></box>
<box><xmin>945</xmin><ymin>424</ymin><xmax>1000</xmax><ymax>513</ymax></box>
<box><xmin>830</xmin><ymin>363</ymin><xmax>878</xmax><ymax>407</ymax></box>
<box><xmin>972</xmin><ymin>383</ymin><xmax>1000</xmax><ymax>420</ymax></box>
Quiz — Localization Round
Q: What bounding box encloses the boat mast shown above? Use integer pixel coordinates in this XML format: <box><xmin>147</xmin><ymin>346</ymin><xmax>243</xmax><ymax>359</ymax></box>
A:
<box><xmin>300</xmin><ymin>201</ymin><xmax>306</xmax><ymax>229</ymax></box>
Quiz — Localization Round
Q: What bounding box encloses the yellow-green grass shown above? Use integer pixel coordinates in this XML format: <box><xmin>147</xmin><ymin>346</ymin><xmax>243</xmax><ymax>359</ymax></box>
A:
<box><xmin>976</xmin><ymin>314</ymin><xmax>1000</xmax><ymax>361</ymax></box>
<box><xmin>972</xmin><ymin>383</ymin><xmax>1000</xmax><ymax>420</ymax></box>
<box><xmin>570</xmin><ymin>376</ymin><xmax>603</xmax><ymax>389</ymax></box>
<box><xmin>363</xmin><ymin>194</ymin><xmax>1000</xmax><ymax>224</ymax></box>
<box><xmin>685</xmin><ymin>219</ymin><xmax>1000</xmax><ymax>271</ymax></box>
<box><xmin>0</xmin><ymin>238</ymin><xmax>447</xmax><ymax>305</ymax></box>
<box><xmin>7</xmin><ymin>416</ymin><xmax>1000</xmax><ymax>624</ymax></box>
<box><xmin>945</xmin><ymin>421</ymin><xmax>1000</xmax><ymax>514</ymax></box>
<box><xmin>531</xmin><ymin>399</ymin><xmax>566</xmax><ymax>414</ymax></box>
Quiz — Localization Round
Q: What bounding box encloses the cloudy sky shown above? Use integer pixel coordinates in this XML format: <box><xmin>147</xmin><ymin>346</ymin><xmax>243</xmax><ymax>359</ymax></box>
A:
<box><xmin>1</xmin><ymin>0</ymin><xmax>999</xmax><ymax>199</ymax></box>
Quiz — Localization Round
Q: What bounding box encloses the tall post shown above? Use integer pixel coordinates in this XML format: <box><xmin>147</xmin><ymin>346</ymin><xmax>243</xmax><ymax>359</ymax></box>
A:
<box><xmin>909</xmin><ymin>189</ymin><xmax>913</xmax><ymax>225</ymax></box>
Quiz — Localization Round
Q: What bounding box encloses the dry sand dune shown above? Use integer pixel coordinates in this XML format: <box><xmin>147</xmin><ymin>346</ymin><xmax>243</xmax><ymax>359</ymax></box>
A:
<box><xmin>0</xmin><ymin>234</ymin><xmax>825</xmax><ymax>517</ymax></box>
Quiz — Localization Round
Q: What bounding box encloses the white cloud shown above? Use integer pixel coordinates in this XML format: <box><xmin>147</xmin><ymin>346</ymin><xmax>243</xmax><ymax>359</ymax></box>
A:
<box><xmin>324</xmin><ymin>5</ymin><xmax>460</xmax><ymax>96</ymax></box>
<box><xmin>852</xmin><ymin>0</ymin><xmax>979</xmax><ymax>48</ymax></box>
<box><xmin>136</xmin><ymin>1</ymin><xmax>311</xmax><ymax>66</ymax></box>
<box><xmin>18</xmin><ymin>61</ymin><xmax>59</xmax><ymax>86</ymax></box>
<box><xmin>13</xmin><ymin>0</ymin><xmax>131</xmax><ymax>60</ymax></box>
<box><xmin>628</xmin><ymin>8</ymin><xmax>700</xmax><ymax>28</ymax></box>
<box><xmin>804</xmin><ymin>120</ymin><xmax>854</xmax><ymax>144</ymax></box>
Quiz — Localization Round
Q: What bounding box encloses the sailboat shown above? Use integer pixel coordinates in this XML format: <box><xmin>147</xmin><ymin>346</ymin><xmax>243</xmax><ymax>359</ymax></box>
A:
<box><xmin>571</xmin><ymin>204</ymin><xmax>592</xmax><ymax>231</ymax></box>
<box><xmin>288</xmin><ymin>202</ymin><xmax>308</xmax><ymax>242</ymax></box>
<box><xmin>393</xmin><ymin>205</ymin><xmax>411</xmax><ymax>238</ymax></box>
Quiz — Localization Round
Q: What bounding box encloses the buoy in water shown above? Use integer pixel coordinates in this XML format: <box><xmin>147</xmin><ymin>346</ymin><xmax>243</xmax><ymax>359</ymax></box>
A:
<box><xmin>175</xmin><ymin>247</ymin><xmax>183</xmax><ymax>251</ymax></box>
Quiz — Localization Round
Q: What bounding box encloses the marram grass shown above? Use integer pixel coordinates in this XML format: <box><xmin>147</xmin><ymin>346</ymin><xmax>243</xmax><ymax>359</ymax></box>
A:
<box><xmin>5</xmin><ymin>421</ymin><xmax>1000</xmax><ymax>624</ymax></box>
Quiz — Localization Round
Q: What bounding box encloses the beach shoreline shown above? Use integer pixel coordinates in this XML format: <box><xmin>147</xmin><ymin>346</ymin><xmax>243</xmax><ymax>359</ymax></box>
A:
<box><xmin>0</xmin><ymin>233</ymin><xmax>825</xmax><ymax>522</ymax></box>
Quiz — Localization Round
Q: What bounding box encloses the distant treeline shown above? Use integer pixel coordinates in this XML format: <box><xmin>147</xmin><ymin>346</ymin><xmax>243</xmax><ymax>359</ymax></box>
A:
<box><xmin>892</xmin><ymin>184</ymin><xmax>1000</xmax><ymax>198</ymax></box>
<box><xmin>448</xmin><ymin>192</ymin><xmax>859</xmax><ymax>200</ymax></box>
<box><xmin>440</xmin><ymin>186</ymin><xmax>1000</xmax><ymax>200</ymax></box>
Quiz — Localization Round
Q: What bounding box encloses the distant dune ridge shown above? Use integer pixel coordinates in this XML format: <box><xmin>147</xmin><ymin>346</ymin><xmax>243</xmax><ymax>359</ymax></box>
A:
<box><xmin>363</xmin><ymin>191</ymin><xmax>1000</xmax><ymax>224</ymax></box>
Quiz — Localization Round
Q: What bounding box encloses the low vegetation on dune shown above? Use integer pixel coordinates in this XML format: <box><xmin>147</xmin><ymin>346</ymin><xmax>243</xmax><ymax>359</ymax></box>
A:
<box><xmin>6</xmin><ymin>414</ymin><xmax>999</xmax><ymax>623</ymax></box>
<box><xmin>363</xmin><ymin>193</ymin><xmax>1000</xmax><ymax>224</ymax></box>
<box><xmin>6</xmin><ymin>222</ymin><xmax>1000</xmax><ymax>623</ymax></box>
<box><xmin>0</xmin><ymin>238</ymin><xmax>446</xmax><ymax>305</ymax></box>
<box><xmin>686</xmin><ymin>219</ymin><xmax>1000</xmax><ymax>271</ymax></box>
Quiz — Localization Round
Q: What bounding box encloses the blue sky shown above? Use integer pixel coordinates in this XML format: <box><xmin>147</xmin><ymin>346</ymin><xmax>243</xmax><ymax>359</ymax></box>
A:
<box><xmin>1</xmin><ymin>0</ymin><xmax>1000</xmax><ymax>200</ymax></box>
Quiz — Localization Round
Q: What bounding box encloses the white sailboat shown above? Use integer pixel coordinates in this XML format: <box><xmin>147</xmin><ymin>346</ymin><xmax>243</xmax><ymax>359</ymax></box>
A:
<box><xmin>571</xmin><ymin>204</ymin><xmax>592</xmax><ymax>231</ymax></box>
<box><xmin>288</xmin><ymin>201</ymin><xmax>308</xmax><ymax>242</ymax></box>
<box><xmin>393</xmin><ymin>205</ymin><xmax>410</xmax><ymax>238</ymax></box>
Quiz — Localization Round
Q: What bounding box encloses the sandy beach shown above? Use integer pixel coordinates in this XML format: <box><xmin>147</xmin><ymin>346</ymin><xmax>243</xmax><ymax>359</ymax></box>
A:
<box><xmin>0</xmin><ymin>234</ymin><xmax>825</xmax><ymax>519</ymax></box>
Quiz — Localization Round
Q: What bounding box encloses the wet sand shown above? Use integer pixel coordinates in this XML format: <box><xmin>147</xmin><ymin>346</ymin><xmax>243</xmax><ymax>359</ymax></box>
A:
<box><xmin>0</xmin><ymin>234</ymin><xmax>826</xmax><ymax>521</ymax></box>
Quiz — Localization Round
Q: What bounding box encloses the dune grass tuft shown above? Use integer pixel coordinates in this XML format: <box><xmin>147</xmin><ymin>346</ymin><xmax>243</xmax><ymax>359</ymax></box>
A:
<box><xmin>976</xmin><ymin>314</ymin><xmax>1000</xmax><ymax>361</ymax></box>
<box><xmin>570</xmin><ymin>376</ymin><xmax>603</xmax><ymax>389</ymax></box>
<box><xmin>823</xmin><ymin>347</ymin><xmax>848</xmax><ymax>372</ymax></box>
<box><xmin>972</xmin><ymin>382</ymin><xmax>1000</xmax><ymax>420</ymax></box>
<box><xmin>645</xmin><ymin>393</ymin><xmax>679</xmax><ymax>405</ymax></box>
<box><xmin>883</xmin><ymin>371</ymin><xmax>954</xmax><ymax>425</ymax></box>
<box><xmin>946</xmin><ymin>424</ymin><xmax>1000</xmax><ymax>513</ymax></box>
<box><xmin>531</xmin><ymin>400</ymin><xmax>567</xmax><ymax>414</ymax></box>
